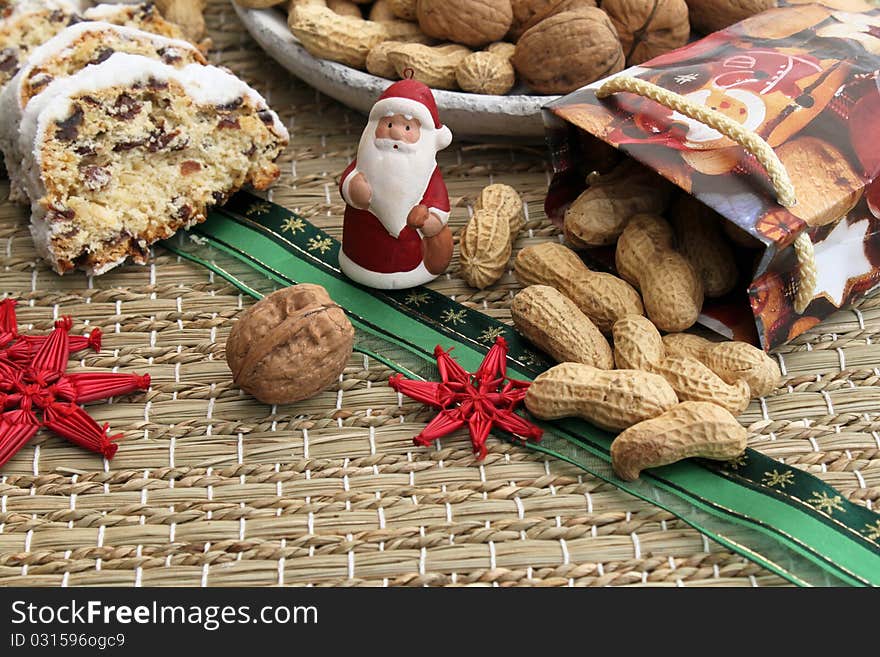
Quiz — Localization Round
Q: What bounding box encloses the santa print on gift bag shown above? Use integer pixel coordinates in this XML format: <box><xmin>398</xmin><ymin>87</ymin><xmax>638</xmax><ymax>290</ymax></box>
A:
<box><xmin>339</xmin><ymin>75</ymin><xmax>454</xmax><ymax>290</ymax></box>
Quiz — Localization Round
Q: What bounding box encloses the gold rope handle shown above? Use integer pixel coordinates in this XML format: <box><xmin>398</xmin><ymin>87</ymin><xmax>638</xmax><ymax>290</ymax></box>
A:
<box><xmin>792</xmin><ymin>232</ymin><xmax>818</xmax><ymax>314</ymax></box>
<box><xmin>596</xmin><ymin>75</ymin><xmax>816</xmax><ymax>313</ymax></box>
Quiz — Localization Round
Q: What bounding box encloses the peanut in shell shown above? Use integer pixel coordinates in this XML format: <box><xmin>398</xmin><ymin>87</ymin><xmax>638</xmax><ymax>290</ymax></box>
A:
<box><xmin>525</xmin><ymin>362</ymin><xmax>679</xmax><ymax>432</ymax></box>
<box><xmin>511</xmin><ymin>285</ymin><xmax>614</xmax><ymax>369</ymax></box>
<box><xmin>611</xmin><ymin>401</ymin><xmax>748</xmax><ymax>481</ymax></box>
<box><xmin>458</xmin><ymin>207</ymin><xmax>511</xmax><ymax>289</ymax></box>
<box><xmin>514</xmin><ymin>242</ymin><xmax>643</xmax><ymax>335</ymax></box>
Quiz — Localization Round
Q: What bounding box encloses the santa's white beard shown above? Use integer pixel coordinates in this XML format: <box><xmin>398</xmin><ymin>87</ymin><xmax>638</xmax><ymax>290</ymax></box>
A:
<box><xmin>355</xmin><ymin>123</ymin><xmax>438</xmax><ymax>238</ymax></box>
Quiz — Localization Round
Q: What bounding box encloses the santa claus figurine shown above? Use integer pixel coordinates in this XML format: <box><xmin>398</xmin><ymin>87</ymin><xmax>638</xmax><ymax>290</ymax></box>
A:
<box><xmin>338</xmin><ymin>77</ymin><xmax>454</xmax><ymax>289</ymax></box>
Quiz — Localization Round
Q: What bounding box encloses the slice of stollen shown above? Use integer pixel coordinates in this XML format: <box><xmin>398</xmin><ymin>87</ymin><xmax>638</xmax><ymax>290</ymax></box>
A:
<box><xmin>18</xmin><ymin>52</ymin><xmax>289</xmax><ymax>275</ymax></box>
<box><xmin>0</xmin><ymin>0</ymin><xmax>86</xmax><ymax>89</ymax></box>
<box><xmin>0</xmin><ymin>20</ymin><xmax>207</xmax><ymax>202</ymax></box>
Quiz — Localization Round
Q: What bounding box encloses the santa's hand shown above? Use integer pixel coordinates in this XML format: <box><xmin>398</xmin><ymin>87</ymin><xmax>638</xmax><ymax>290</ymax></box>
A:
<box><xmin>420</xmin><ymin>214</ymin><xmax>444</xmax><ymax>238</ymax></box>
<box><xmin>406</xmin><ymin>205</ymin><xmax>430</xmax><ymax>229</ymax></box>
<box><xmin>348</xmin><ymin>172</ymin><xmax>372</xmax><ymax>209</ymax></box>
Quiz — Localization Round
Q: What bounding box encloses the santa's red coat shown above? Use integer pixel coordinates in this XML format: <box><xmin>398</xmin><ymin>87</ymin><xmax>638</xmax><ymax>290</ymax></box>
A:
<box><xmin>339</xmin><ymin>160</ymin><xmax>450</xmax><ymax>274</ymax></box>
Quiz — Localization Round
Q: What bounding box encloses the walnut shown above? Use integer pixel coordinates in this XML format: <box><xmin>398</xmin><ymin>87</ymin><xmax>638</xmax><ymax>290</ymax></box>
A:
<box><xmin>512</xmin><ymin>6</ymin><xmax>624</xmax><ymax>94</ymax></box>
<box><xmin>417</xmin><ymin>0</ymin><xmax>514</xmax><ymax>47</ymax></box>
<box><xmin>684</xmin><ymin>0</ymin><xmax>774</xmax><ymax>34</ymax></box>
<box><xmin>509</xmin><ymin>0</ymin><xmax>597</xmax><ymax>40</ymax></box>
<box><xmin>602</xmin><ymin>0</ymin><xmax>690</xmax><ymax>65</ymax></box>
<box><xmin>225</xmin><ymin>284</ymin><xmax>355</xmax><ymax>405</ymax></box>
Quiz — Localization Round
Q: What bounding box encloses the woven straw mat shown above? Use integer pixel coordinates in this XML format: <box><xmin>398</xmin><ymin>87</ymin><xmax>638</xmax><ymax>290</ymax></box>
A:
<box><xmin>0</xmin><ymin>1</ymin><xmax>877</xmax><ymax>588</ymax></box>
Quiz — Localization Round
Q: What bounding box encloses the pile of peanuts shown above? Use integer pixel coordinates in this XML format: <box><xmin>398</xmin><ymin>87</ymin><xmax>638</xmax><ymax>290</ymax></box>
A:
<box><xmin>459</xmin><ymin>169</ymin><xmax>780</xmax><ymax>480</ymax></box>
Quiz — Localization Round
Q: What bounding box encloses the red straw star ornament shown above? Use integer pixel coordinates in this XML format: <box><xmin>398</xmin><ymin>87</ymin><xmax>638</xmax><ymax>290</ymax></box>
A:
<box><xmin>389</xmin><ymin>337</ymin><xmax>542</xmax><ymax>459</ymax></box>
<box><xmin>0</xmin><ymin>299</ymin><xmax>17</xmax><ymax>347</ymax></box>
<box><xmin>0</xmin><ymin>299</ymin><xmax>150</xmax><ymax>468</ymax></box>
<box><xmin>3</xmin><ymin>330</ymin><xmax>102</xmax><ymax>364</ymax></box>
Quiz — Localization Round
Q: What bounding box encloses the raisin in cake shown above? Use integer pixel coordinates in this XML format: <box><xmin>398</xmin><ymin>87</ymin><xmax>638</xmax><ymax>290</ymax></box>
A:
<box><xmin>17</xmin><ymin>52</ymin><xmax>289</xmax><ymax>275</ymax></box>
<box><xmin>0</xmin><ymin>20</ymin><xmax>206</xmax><ymax>201</ymax></box>
<box><xmin>0</xmin><ymin>0</ymin><xmax>85</xmax><ymax>88</ymax></box>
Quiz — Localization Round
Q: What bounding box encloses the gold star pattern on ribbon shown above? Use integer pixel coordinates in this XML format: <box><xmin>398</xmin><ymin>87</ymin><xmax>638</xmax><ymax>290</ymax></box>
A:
<box><xmin>762</xmin><ymin>469</ymin><xmax>795</xmax><ymax>489</ymax></box>
<box><xmin>307</xmin><ymin>237</ymin><xmax>333</xmax><ymax>254</ymax></box>
<box><xmin>808</xmin><ymin>491</ymin><xmax>846</xmax><ymax>516</ymax></box>
<box><xmin>478</xmin><ymin>326</ymin><xmax>506</xmax><ymax>344</ymax></box>
<box><xmin>404</xmin><ymin>292</ymin><xmax>429</xmax><ymax>307</ymax></box>
<box><xmin>245</xmin><ymin>201</ymin><xmax>272</xmax><ymax>217</ymax></box>
<box><xmin>281</xmin><ymin>217</ymin><xmax>306</xmax><ymax>234</ymax></box>
<box><xmin>863</xmin><ymin>520</ymin><xmax>880</xmax><ymax>542</ymax></box>
<box><xmin>441</xmin><ymin>309</ymin><xmax>467</xmax><ymax>326</ymax></box>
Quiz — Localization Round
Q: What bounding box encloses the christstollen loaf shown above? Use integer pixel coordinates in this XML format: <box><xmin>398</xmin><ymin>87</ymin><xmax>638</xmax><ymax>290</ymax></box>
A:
<box><xmin>14</xmin><ymin>52</ymin><xmax>288</xmax><ymax>274</ymax></box>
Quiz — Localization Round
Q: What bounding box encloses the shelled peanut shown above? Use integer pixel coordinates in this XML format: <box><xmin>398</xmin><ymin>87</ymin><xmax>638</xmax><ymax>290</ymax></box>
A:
<box><xmin>511</xmin><ymin>285</ymin><xmax>614</xmax><ymax>368</ymax></box>
<box><xmin>458</xmin><ymin>184</ymin><xmax>524</xmax><ymax>289</ymax></box>
<box><xmin>248</xmin><ymin>0</ymin><xmax>695</xmax><ymax>95</ymax></box>
<box><xmin>514</xmin><ymin>242</ymin><xmax>643</xmax><ymax>334</ymax></box>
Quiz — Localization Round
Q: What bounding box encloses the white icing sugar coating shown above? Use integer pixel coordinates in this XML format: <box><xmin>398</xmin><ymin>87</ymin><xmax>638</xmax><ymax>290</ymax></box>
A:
<box><xmin>20</xmin><ymin>52</ymin><xmax>287</xmax><ymax>171</ymax></box>
<box><xmin>16</xmin><ymin>21</ymin><xmax>199</xmax><ymax>108</ymax></box>
<box><xmin>5</xmin><ymin>0</ymin><xmax>86</xmax><ymax>15</ymax></box>
<box><xmin>81</xmin><ymin>2</ymin><xmax>147</xmax><ymax>21</ymax></box>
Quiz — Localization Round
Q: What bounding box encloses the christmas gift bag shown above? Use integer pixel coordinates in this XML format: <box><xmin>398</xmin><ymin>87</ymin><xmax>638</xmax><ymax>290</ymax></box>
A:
<box><xmin>543</xmin><ymin>2</ymin><xmax>880</xmax><ymax>350</ymax></box>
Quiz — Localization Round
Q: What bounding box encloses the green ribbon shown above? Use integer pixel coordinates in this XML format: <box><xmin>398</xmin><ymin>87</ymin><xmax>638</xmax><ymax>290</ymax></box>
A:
<box><xmin>162</xmin><ymin>192</ymin><xmax>880</xmax><ymax>587</ymax></box>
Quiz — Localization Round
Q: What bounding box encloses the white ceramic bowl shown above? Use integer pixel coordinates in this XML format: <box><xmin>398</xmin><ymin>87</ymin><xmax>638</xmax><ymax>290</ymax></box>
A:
<box><xmin>233</xmin><ymin>3</ymin><xmax>558</xmax><ymax>141</ymax></box>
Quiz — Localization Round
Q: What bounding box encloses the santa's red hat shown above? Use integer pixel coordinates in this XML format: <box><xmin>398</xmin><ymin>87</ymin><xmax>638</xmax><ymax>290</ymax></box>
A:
<box><xmin>369</xmin><ymin>78</ymin><xmax>453</xmax><ymax>150</ymax></box>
